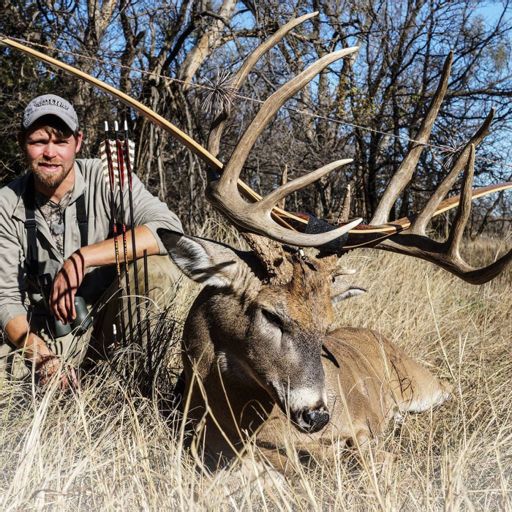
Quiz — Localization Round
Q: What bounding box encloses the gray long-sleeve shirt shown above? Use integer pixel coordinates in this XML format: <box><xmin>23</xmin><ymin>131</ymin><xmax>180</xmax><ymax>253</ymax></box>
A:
<box><xmin>0</xmin><ymin>158</ymin><xmax>183</xmax><ymax>331</ymax></box>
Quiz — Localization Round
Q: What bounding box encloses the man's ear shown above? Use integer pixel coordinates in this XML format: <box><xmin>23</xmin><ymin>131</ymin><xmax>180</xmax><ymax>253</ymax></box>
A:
<box><xmin>74</xmin><ymin>131</ymin><xmax>83</xmax><ymax>153</ymax></box>
<box><xmin>158</xmin><ymin>229</ymin><xmax>255</xmax><ymax>289</ymax></box>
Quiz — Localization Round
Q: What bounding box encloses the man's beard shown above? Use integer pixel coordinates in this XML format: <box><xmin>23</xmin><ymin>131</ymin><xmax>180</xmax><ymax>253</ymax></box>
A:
<box><xmin>32</xmin><ymin>160</ymin><xmax>73</xmax><ymax>190</ymax></box>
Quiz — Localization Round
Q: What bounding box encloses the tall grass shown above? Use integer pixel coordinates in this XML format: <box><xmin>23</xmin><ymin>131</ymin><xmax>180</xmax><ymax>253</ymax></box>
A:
<box><xmin>0</xmin><ymin>228</ymin><xmax>510</xmax><ymax>511</ymax></box>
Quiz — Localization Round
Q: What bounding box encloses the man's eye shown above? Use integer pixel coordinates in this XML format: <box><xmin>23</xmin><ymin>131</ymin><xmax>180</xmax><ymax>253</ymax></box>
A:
<box><xmin>262</xmin><ymin>309</ymin><xmax>284</xmax><ymax>330</ymax></box>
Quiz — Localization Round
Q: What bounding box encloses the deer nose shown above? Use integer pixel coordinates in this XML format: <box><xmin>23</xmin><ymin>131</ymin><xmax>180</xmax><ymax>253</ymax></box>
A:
<box><xmin>297</xmin><ymin>406</ymin><xmax>330</xmax><ymax>433</ymax></box>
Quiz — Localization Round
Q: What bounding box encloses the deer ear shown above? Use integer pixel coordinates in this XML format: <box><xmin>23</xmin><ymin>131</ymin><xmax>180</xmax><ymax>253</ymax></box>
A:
<box><xmin>332</xmin><ymin>286</ymin><xmax>366</xmax><ymax>304</ymax></box>
<box><xmin>158</xmin><ymin>229</ymin><xmax>251</xmax><ymax>288</ymax></box>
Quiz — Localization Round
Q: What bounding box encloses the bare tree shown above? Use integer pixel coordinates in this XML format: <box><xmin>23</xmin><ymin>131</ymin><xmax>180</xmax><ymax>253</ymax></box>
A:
<box><xmin>1</xmin><ymin>0</ymin><xmax>511</xmax><ymax>234</ymax></box>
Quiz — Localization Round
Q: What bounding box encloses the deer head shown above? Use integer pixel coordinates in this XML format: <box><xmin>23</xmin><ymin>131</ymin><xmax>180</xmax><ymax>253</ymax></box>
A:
<box><xmin>159</xmin><ymin>230</ymin><xmax>364</xmax><ymax>433</ymax></box>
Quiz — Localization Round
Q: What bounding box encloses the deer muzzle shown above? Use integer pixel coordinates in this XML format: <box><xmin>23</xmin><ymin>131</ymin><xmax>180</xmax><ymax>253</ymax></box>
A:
<box><xmin>294</xmin><ymin>405</ymin><xmax>330</xmax><ymax>433</ymax></box>
<box><xmin>273</xmin><ymin>383</ymin><xmax>330</xmax><ymax>433</ymax></box>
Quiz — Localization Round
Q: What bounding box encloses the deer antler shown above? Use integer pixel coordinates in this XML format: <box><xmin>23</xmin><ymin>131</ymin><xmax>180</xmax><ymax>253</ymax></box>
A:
<box><xmin>368</xmin><ymin>145</ymin><xmax>512</xmax><ymax>285</ymax></box>
<box><xmin>338</xmin><ymin>53</ymin><xmax>511</xmax><ymax>285</ymax></box>
<box><xmin>203</xmin><ymin>13</ymin><xmax>362</xmax><ymax>279</ymax></box>
<box><xmin>203</xmin><ymin>18</ymin><xmax>511</xmax><ymax>283</ymax></box>
<box><xmin>206</xmin><ymin>41</ymin><xmax>362</xmax><ymax>246</ymax></box>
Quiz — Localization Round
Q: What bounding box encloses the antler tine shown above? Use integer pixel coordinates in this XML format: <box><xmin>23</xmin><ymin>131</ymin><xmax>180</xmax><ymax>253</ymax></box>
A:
<box><xmin>256</xmin><ymin>159</ymin><xmax>353</xmax><ymax>213</ymax></box>
<box><xmin>370</xmin><ymin>52</ymin><xmax>453</xmax><ymax>225</ymax></box>
<box><xmin>374</xmin><ymin>147</ymin><xmax>512</xmax><ymax>285</ymax></box>
<box><xmin>446</xmin><ymin>144</ymin><xmax>475</xmax><ymax>261</ymax></box>
<box><xmin>230</xmin><ymin>12</ymin><xmax>319</xmax><ymax>91</ymax></box>
<box><xmin>208</xmin><ymin>12</ymin><xmax>319</xmax><ymax>157</ymax></box>
<box><xmin>206</xmin><ymin>186</ymin><xmax>363</xmax><ymax>246</ymax></box>
<box><xmin>211</xmin><ymin>46</ymin><xmax>359</xmax><ymax>197</ymax></box>
<box><xmin>410</xmin><ymin>108</ymin><xmax>494</xmax><ymax>235</ymax></box>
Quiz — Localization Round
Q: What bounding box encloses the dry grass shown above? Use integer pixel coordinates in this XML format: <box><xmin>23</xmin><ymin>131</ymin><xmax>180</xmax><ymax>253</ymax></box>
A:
<box><xmin>0</xmin><ymin>227</ymin><xmax>511</xmax><ymax>511</ymax></box>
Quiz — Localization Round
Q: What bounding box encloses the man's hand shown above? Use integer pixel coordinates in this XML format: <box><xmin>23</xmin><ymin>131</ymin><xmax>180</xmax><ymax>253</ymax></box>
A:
<box><xmin>49</xmin><ymin>226</ymin><xmax>160</xmax><ymax>323</ymax></box>
<box><xmin>50</xmin><ymin>250</ymin><xmax>85</xmax><ymax>324</ymax></box>
<box><xmin>36</xmin><ymin>354</ymin><xmax>80</xmax><ymax>391</ymax></box>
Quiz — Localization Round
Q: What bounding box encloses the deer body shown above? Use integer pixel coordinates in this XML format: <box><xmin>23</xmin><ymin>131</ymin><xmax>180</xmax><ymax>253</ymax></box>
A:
<box><xmin>162</xmin><ymin>231</ymin><xmax>451</xmax><ymax>470</ymax></box>
<box><xmin>183</xmin><ymin>324</ymin><xmax>450</xmax><ymax>470</ymax></box>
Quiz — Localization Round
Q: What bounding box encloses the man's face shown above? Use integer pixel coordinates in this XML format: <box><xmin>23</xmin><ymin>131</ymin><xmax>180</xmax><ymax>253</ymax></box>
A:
<box><xmin>24</xmin><ymin>126</ymin><xmax>83</xmax><ymax>190</ymax></box>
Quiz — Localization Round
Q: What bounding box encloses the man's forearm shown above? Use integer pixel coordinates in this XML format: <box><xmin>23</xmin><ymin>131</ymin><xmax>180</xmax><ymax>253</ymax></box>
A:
<box><xmin>80</xmin><ymin>225</ymin><xmax>160</xmax><ymax>269</ymax></box>
<box><xmin>4</xmin><ymin>314</ymin><xmax>54</xmax><ymax>364</ymax></box>
<box><xmin>50</xmin><ymin>225</ymin><xmax>162</xmax><ymax>324</ymax></box>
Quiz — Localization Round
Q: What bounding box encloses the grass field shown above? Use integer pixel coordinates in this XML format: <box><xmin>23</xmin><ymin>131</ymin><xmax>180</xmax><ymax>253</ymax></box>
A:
<box><xmin>0</xmin><ymin>228</ymin><xmax>511</xmax><ymax>511</ymax></box>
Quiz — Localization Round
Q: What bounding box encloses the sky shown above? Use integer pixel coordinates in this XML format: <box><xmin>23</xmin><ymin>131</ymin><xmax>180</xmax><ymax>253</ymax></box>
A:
<box><xmin>475</xmin><ymin>1</ymin><xmax>511</xmax><ymax>23</ymax></box>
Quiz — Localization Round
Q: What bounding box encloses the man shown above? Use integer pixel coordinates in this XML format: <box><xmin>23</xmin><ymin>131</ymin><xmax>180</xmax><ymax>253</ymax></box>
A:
<box><xmin>0</xmin><ymin>94</ymin><xmax>182</xmax><ymax>389</ymax></box>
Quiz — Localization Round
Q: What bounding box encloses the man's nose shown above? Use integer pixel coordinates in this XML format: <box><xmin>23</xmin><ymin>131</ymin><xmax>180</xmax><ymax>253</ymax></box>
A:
<box><xmin>43</xmin><ymin>143</ymin><xmax>57</xmax><ymax>158</ymax></box>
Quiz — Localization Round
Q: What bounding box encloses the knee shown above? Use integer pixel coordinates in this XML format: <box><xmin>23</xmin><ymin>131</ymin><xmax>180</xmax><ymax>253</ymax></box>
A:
<box><xmin>135</xmin><ymin>255</ymin><xmax>182</xmax><ymax>308</ymax></box>
<box><xmin>137</xmin><ymin>255</ymin><xmax>181</xmax><ymax>288</ymax></box>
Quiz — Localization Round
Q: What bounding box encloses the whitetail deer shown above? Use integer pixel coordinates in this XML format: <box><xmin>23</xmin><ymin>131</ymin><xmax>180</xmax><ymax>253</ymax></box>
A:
<box><xmin>158</xmin><ymin>13</ymin><xmax>511</xmax><ymax>471</ymax></box>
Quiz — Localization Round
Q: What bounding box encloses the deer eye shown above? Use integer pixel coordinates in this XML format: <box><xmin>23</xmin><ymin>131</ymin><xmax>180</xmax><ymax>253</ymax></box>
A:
<box><xmin>261</xmin><ymin>309</ymin><xmax>284</xmax><ymax>330</ymax></box>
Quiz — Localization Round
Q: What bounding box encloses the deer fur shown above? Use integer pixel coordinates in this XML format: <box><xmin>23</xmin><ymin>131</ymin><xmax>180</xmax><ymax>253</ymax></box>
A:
<box><xmin>160</xmin><ymin>230</ymin><xmax>452</xmax><ymax>472</ymax></box>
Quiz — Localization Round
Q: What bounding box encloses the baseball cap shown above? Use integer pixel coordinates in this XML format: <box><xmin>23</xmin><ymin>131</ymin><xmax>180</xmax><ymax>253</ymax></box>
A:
<box><xmin>23</xmin><ymin>94</ymin><xmax>79</xmax><ymax>132</ymax></box>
